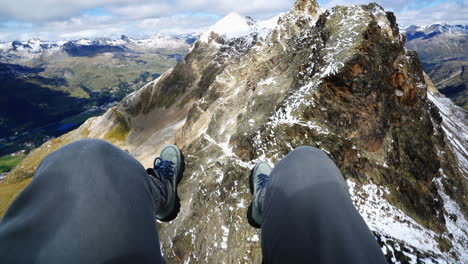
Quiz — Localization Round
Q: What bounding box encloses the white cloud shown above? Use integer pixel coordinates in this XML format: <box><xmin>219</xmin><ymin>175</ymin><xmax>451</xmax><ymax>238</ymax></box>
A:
<box><xmin>59</xmin><ymin>29</ymin><xmax>103</xmax><ymax>39</ymax></box>
<box><xmin>0</xmin><ymin>13</ymin><xmax>218</xmax><ymax>41</ymax></box>
<box><xmin>0</xmin><ymin>0</ymin><xmax>145</xmax><ymax>21</ymax></box>
<box><xmin>0</xmin><ymin>0</ymin><xmax>291</xmax><ymax>41</ymax></box>
<box><xmin>138</xmin><ymin>14</ymin><xmax>217</xmax><ymax>34</ymax></box>
<box><xmin>175</xmin><ymin>0</ymin><xmax>292</xmax><ymax>15</ymax></box>
<box><xmin>0</xmin><ymin>0</ymin><xmax>466</xmax><ymax>41</ymax></box>
<box><xmin>322</xmin><ymin>0</ymin><xmax>449</xmax><ymax>12</ymax></box>
<box><xmin>396</xmin><ymin>1</ymin><xmax>468</xmax><ymax>27</ymax></box>
<box><xmin>109</xmin><ymin>3</ymin><xmax>174</xmax><ymax>18</ymax></box>
<box><xmin>0</xmin><ymin>0</ymin><xmax>293</xmax><ymax>22</ymax></box>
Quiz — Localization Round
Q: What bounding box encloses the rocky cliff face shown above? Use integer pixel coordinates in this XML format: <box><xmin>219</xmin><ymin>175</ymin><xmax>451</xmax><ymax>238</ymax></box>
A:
<box><xmin>3</xmin><ymin>0</ymin><xmax>467</xmax><ymax>263</ymax></box>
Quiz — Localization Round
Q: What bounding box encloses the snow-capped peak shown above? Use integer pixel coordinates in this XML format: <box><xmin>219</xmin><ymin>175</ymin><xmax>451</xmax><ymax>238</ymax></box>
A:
<box><xmin>76</xmin><ymin>38</ymin><xmax>92</xmax><ymax>45</ymax></box>
<box><xmin>256</xmin><ymin>14</ymin><xmax>283</xmax><ymax>31</ymax></box>
<box><xmin>0</xmin><ymin>38</ymin><xmax>60</xmax><ymax>54</ymax></box>
<box><xmin>199</xmin><ymin>12</ymin><xmax>282</xmax><ymax>44</ymax></box>
<box><xmin>200</xmin><ymin>12</ymin><xmax>255</xmax><ymax>43</ymax></box>
<box><xmin>27</xmin><ymin>38</ymin><xmax>42</xmax><ymax>44</ymax></box>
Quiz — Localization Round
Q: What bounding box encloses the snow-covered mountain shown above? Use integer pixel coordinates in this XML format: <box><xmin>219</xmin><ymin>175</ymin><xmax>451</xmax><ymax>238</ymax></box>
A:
<box><xmin>403</xmin><ymin>24</ymin><xmax>468</xmax><ymax>40</ymax></box>
<box><xmin>404</xmin><ymin>23</ymin><xmax>467</xmax><ymax>110</ymax></box>
<box><xmin>0</xmin><ymin>34</ymin><xmax>197</xmax><ymax>62</ymax></box>
<box><xmin>2</xmin><ymin>1</ymin><xmax>468</xmax><ymax>263</ymax></box>
<box><xmin>0</xmin><ymin>38</ymin><xmax>60</xmax><ymax>52</ymax></box>
<box><xmin>199</xmin><ymin>12</ymin><xmax>282</xmax><ymax>44</ymax></box>
<box><xmin>91</xmin><ymin>34</ymin><xmax>197</xmax><ymax>52</ymax></box>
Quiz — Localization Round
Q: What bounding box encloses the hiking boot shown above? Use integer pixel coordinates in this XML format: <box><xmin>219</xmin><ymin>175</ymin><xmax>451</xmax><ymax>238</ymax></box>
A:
<box><xmin>247</xmin><ymin>161</ymin><xmax>271</xmax><ymax>228</ymax></box>
<box><xmin>153</xmin><ymin>144</ymin><xmax>185</xmax><ymax>222</ymax></box>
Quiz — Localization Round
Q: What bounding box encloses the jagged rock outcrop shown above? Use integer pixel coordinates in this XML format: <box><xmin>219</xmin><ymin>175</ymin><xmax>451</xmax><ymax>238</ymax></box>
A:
<box><xmin>2</xmin><ymin>0</ymin><xmax>467</xmax><ymax>263</ymax></box>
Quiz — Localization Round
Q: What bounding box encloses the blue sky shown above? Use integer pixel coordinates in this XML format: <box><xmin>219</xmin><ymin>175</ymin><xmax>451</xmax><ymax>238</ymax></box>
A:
<box><xmin>0</xmin><ymin>0</ymin><xmax>466</xmax><ymax>41</ymax></box>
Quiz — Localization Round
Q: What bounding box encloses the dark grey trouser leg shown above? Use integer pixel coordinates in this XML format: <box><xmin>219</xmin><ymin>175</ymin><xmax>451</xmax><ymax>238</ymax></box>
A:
<box><xmin>0</xmin><ymin>139</ymin><xmax>166</xmax><ymax>264</ymax></box>
<box><xmin>261</xmin><ymin>146</ymin><xmax>387</xmax><ymax>264</ymax></box>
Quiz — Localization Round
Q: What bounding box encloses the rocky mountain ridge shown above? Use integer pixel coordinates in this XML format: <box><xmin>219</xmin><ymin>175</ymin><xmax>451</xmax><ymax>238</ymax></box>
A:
<box><xmin>2</xmin><ymin>0</ymin><xmax>467</xmax><ymax>263</ymax></box>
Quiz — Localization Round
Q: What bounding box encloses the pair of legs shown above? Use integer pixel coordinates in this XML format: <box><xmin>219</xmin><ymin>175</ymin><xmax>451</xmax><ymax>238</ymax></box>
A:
<box><xmin>0</xmin><ymin>139</ymin><xmax>387</xmax><ymax>263</ymax></box>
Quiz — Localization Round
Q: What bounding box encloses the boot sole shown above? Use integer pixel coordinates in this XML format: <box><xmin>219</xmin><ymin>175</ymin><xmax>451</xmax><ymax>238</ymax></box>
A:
<box><xmin>247</xmin><ymin>166</ymin><xmax>261</xmax><ymax>228</ymax></box>
<box><xmin>247</xmin><ymin>203</ymin><xmax>261</xmax><ymax>228</ymax></box>
<box><xmin>158</xmin><ymin>151</ymin><xmax>185</xmax><ymax>222</ymax></box>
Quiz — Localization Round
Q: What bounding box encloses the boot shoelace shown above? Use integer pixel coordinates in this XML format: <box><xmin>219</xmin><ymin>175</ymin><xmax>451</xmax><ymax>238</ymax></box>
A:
<box><xmin>154</xmin><ymin>158</ymin><xmax>175</xmax><ymax>183</ymax></box>
<box><xmin>258</xmin><ymin>173</ymin><xmax>269</xmax><ymax>189</ymax></box>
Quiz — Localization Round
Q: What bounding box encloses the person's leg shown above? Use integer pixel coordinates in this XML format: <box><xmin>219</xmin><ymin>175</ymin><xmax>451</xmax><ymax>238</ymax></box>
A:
<box><xmin>0</xmin><ymin>139</ymin><xmax>166</xmax><ymax>264</ymax></box>
<box><xmin>260</xmin><ymin>146</ymin><xmax>387</xmax><ymax>264</ymax></box>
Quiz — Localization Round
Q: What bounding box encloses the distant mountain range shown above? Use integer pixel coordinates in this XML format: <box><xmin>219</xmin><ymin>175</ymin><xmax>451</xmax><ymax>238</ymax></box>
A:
<box><xmin>0</xmin><ymin>34</ymin><xmax>196</xmax><ymax>62</ymax></box>
<box><xmin>0</xmin><ymin>34</ymin><xmax>196</xmax><ymax>154</ymax></box>
<box><xmin>404</xmin><ymin>24</ymin><xmax>467</xmax><ymax>109</ymax></box>
<box><xmin>403</xmin><ymin>24</ymin><xmax>468</xmax><ymax>40</ymax></box>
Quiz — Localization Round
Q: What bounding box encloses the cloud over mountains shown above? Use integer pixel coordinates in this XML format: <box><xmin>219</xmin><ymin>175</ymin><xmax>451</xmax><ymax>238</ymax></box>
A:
<box><xmin>0</xmin><ymin>0</ymin><xmax>466</xmax><ymax>41</ymax></box>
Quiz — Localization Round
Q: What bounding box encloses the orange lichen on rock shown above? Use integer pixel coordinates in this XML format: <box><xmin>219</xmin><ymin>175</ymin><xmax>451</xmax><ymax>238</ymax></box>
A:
<box><xmin>392</xmin><ymin>70</ymin><xmax>417</xmax><ymax>104</ymax></box>
<box><xmin>351</xmin><ymin>63</ymin><xmax>363</xmax><ymax>76</ymax></box>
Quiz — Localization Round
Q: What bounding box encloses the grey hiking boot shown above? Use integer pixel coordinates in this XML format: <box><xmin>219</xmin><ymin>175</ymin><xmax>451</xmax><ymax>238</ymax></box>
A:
<box><xmin>247</xmin><ymin>161</ymin><xmax>272</xmax><ymax>228</ymax></box>
<box><xmin>153</xmin><ymin>145</ymin><xmax>185</xmax><ymax>222</ymax></box>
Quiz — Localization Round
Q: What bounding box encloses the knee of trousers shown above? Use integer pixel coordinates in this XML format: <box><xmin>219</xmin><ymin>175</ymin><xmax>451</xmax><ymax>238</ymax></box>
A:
<box><xmin>270</xmin><ymin>145</ymin><xmax>348</xmax><ymax>192</ymax></box>
<box><xmin>45</xmin><ymin>139</ymin><xmax>127</xmax><ymax>162</ymax></box>
<box><xmin>288</xmin><ymin>146</ymin><xmax>329</xmax><ymax>160</ymax></box>
<box><xmin>65</xmin><ymin>138</ymin><xmax>118</xmax><ymax>154</ymax></box>
<box><xmin>35</xmin><ymin>139</ymin><xmax>143</xmax><ymax>181</ymax></box>
<box><xmin>276</xmin><ymin>146</ymin><xmax>333</xmax><ymax>174</ymax></box>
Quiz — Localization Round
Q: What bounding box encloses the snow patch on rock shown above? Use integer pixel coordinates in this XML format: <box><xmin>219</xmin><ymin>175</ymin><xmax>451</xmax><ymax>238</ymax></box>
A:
<box><xmin>348</xmin><ymin>180</ymin><xmax>443</xmax><ymax>255</ymax></box>
<box><xmin>200</xmin><ymin>12</ymin><xmax>255</xmax><ymax>43</ymax></box>
<box><xmin>435</xmin><ymin>173</ymin><xmax>468</xmax><ymax>261</ymax></box>
<box><xmin>428</xmin><ymin>92</ymin><xmax>468</xmax><ymax>174</ymax></box>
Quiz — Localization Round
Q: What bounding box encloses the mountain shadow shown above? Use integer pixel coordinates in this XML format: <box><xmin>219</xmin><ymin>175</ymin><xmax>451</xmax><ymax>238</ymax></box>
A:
<box><xmin>0</xmin><ymin>63</ymin><xmax>88</xmax><ymax>138</ymax></box>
